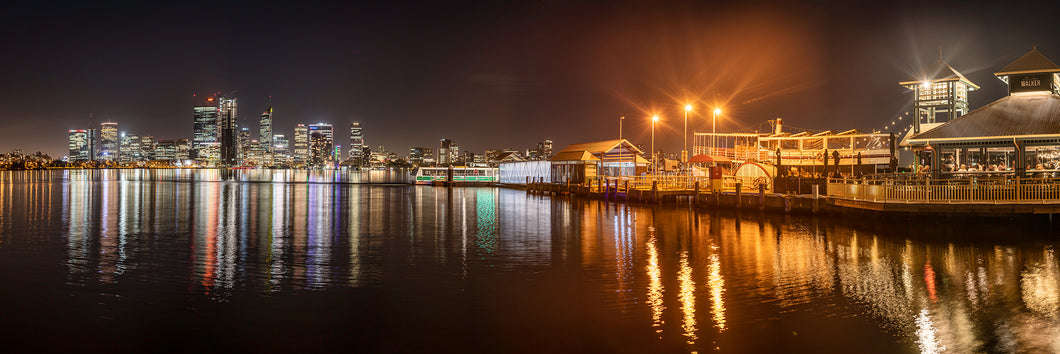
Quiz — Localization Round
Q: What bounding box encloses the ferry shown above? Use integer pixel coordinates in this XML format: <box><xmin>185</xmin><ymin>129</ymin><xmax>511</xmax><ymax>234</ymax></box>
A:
<box><xmin>693</xmin><ymin>119</ymin><xmax>897</xmax><ymax>176</ymax></box>
<box><xmin>412</xmin><ymin>166</ymin><xmax>499</xmax><ymax>185</ymax></box>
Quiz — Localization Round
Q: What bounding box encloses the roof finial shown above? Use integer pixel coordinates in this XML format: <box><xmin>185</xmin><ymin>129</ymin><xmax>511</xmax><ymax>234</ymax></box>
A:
<box><xmin>938</xmin><ymin>45</ymin><xmax>943</xmax><ymax>60</ymax></box>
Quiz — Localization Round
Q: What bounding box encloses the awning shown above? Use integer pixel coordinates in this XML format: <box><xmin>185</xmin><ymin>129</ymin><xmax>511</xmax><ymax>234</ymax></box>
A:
<box><xmin>687</xmin><ymin>154</ymin><xmax>732</xmax><ymax>164</ymax></box>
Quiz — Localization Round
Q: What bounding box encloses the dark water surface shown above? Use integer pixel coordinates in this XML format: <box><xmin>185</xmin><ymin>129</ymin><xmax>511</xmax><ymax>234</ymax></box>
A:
<box><xmin>1</xmin><ymin>169</ymin><xmax>1059</xmax><ymax>352</ymax></box>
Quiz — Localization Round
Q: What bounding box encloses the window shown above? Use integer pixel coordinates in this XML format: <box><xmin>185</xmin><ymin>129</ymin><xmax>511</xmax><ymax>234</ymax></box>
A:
<box><xmin>780</xmin><ymin>139</ymin><xmax>799</xmax><ymax>150</ymax></box>
<box><xmin>803</xmin><ymin>138</ymin><xmax>823</xmax><ymax>150</ymax></box>
<box><xmin>826</xmin><ymin>137</ymin><xmax>851</xmax><ymax>150</ymax></box>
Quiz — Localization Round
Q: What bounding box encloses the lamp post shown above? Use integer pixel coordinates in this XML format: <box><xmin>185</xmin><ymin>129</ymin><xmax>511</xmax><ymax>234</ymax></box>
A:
<box><xmin>711</xmin><ymin>108</ymin><xmax>722</xmax><ymax>155</ymax></box>
<box><xmin>651</xmin><ymin>115</ymin><xmax>659</xmax><ymax>175</ymax></box>
<box><xmin>683</xmin><ymin>104</ymin><xmax>692</xmax><ymax>174</ymax></box>
<box><xmin>619</xmin><ymin>116</ymin><xmax>624</xmax><ymax>177</ymax></box>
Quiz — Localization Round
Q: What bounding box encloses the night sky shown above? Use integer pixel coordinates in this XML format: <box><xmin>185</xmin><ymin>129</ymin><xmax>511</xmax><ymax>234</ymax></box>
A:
<box><xmin>3</xmin><ymin>0</ymin><xmax>1060</xmax><ymax>158</ymax></box>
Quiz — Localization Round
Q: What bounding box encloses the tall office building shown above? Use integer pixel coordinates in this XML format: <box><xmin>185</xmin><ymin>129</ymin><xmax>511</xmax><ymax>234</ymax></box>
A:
<box><xmin>140</xmin><ymin>135</ymin><xmax>157</xmax><ymax>161</ymax></box>
<box><xmin>218</xmin><ymin>97</ymin><xmax>238</xmax><ymax>166</ymax></box>
<box><xmin>409</xmin><ymin>147</ymin><xmax>433</xmax><ymax>166</ymax></box>
<box><xmin>193</xmin><ymin>95</ymin><xmax>219</xmax><ymax>161</ymax></box>
<box><xmin>99</xmin><ymin>122</ymin><xmax>119</xmax><ymax>161</ymax></box>
<box><xmin>272</xmin><ymin>134</ymin><xmax>289</xmax><ymax>166</ymax></box>
<box><xmin>349</xmin><ymin>122</ymin><xmax>364</xmax><ymax>163</ymax></box>
<box><xmin>539</xmin><ymin>139</ymin><xmax>553</xmax><ymax>159</ymax></box>
<box><xmin>68</xmin><ymin>130</ymin><xmax>92</xmax><ymax>162</ymax></box>
<box><xmin>238</xmin><ymin>127</ymin><xmax>252</xmax><ymax>164</ymax></box>
<box><xmin>293</xmin><ymin>124</ymin><xmax>309</xmax><ymax>165</ymax></box>
<box><xmin>309</xmin><ymin>123</ymin><xmax>334</xmax><ymax>166</ymax></box>
<box><xmin>155</xmin><ymin>140</ymin><xmax>176</xmax><ymax>161</ymax></box>
<box><xmin>360</xmin><ymin>146</ymin><xmax>372</xmax><ymax>167</ymax></box>
<box><xmin>175</xmin><ymin>138</ymin><xmax>191</xmax><ymax>160</ymax></box>
<box><xmin>120</xmin><ymin>133</ymin><xmax>141</xmax><ymax>162</ymax></box>
<box><xmin>259</xmin><ymin>100</ymin><xmax>273</xmax><ymax>153</ymax></box>
<box><xmin>439</xmin><ymin>138</ymin><xmax>454</xmax><ymax>166</ymax></box>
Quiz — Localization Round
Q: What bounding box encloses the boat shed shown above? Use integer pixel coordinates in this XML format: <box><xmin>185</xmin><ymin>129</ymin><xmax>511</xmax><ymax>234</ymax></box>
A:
<box><xmin>550</xmin><ymin>139</ymin><xmax>648</xmax><ymax>184</ymax></box>
<box><xmin>905</xmin><ymin>49</ymin><xmax>1060</xmax><ymax>176</ymax></box>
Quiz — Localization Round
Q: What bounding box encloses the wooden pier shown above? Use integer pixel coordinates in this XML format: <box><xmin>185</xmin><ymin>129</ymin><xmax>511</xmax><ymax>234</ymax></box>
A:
<box><xmin>521</xmin><ymin>175</ymin><xmax>1060</xmax><ymax>217</ymax></box>
<box><xmin>525</xmin><ymin>176</ymin><xmax>826</xmax><ymax>214</ymax></box>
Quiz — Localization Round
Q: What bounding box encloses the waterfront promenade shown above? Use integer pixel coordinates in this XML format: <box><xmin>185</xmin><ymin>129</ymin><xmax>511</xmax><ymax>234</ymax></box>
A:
<box><xmin>522</xmin><ymin>174</ymin><xmax>1060</xmax><ymax>216</ymax></box>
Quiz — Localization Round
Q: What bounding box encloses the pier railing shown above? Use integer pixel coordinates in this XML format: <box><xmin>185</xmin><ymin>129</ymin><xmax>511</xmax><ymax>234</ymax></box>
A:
<box><xmin>827</xmin><ymin>175</ymin><xmax>1060</xmax><ymax>203</ymax></box>
<box><xmin>590</xmin><ymin>175</ymin><xmax>770</xmax><ymax>193</ymax></box>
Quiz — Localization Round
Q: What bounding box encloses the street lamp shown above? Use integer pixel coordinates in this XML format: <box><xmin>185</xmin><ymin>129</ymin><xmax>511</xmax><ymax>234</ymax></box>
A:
<box><xmin>711</xmin><ymin>108</ymin><xmax>722</xmax><ymax>155</ymax></box>
<box><xmin>619</xmin><ymin>116</ymin><xmax>625</xmax><ymax>176</ymax></box>
<box><xmin>651</xmin><ymin>115</ymin><xmax>659</xmax><ymax>175</ymax></box>
<box><xmin>683</xmin><ymin>104</ymin><xmax>692</xmax><ymax>172</ymax></box>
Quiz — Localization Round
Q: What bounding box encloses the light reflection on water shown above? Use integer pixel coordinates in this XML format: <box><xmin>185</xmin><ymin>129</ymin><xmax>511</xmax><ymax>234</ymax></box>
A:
<box><xmin>1</xmin><ymin>169</ymin><xmax>1060</xmax><ymax>351</ymax></box>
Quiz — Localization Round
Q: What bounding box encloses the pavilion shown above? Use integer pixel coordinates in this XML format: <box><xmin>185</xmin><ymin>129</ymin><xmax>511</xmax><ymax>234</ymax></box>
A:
<box><xmin>904</xmin><ymin>48</ymin><xmax>1060</xmax><ymax>176</ymax></box>
<box><xmin>549</xmin><ymin>139</ymin><xmax>648</xmax><ymax>184</ymax></box>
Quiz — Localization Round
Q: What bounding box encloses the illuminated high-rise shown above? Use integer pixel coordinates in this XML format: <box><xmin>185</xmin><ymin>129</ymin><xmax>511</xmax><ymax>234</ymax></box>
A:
<box><xmin>260</xmin><ymin>100</ymin><xmax>273</xmax><ymax>153</ymax></box>
<box><xmin>272</xmin><ymin>134</ymin><xmax>289</xmax><ymax>166</ymax></box>
<box><xmin>99</xmin><ymin>122</ymin><xmax>119</xmax><ymax>161</ymax></box>
<box><xmin>439</xmin><ymin>138</ymin><xmax>453</xmax><ymax>165</ymax></box>
<box><xmin>309</xmin><ymin>123</ymin><xmax>334</xmax><ymax>166</ymax></box>
<box><xmin>293</xmin><ymin>124</ymin><xmax>309</xmax><ymax>166</ymax></box>
<box><xmin>68</xmin><ymin>129</ymin><xmax>92</xmax><ymax>162</ymax></box>
<box><xmin>193</xmin><ymin>95</ymin><xmax>219</xmax><ymax>162</ymax></box>
<box><xmin>120</xmin><ymin>133</ymin><xmax>141</xmax><ymax>162</ymax></box>
<box><xmin>238</xmin><ymin>127</ymin><xmax>252</xmax><ymax>164</ymax></box>
<box><xmin>349</xmin><ymin>122</ymin><xmax>364</xmax><ymax>163</ymax></box>
<box><xmin>140</xmin><ymin>135</ymin><xmax>157</xmax><ymax>161</ymax></box>
<box><xmin>218</xmin><ymin>97</ymin><xmax>238</xmax><ymax>166</ymax></box>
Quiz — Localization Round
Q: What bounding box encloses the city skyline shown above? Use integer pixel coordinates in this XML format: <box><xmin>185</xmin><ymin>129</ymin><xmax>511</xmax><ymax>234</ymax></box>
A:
<box><xmin>5</xmin><ymin>1</ymin><xmax>1060</xmax><ymax>158</ymax></box>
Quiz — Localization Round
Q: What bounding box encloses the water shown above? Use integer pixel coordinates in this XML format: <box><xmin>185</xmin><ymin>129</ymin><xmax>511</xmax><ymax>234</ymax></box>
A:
<box><xmin>1</xmin><ymin>169</ymin><xmax>1058</xmax><ymax>352</ymax></box>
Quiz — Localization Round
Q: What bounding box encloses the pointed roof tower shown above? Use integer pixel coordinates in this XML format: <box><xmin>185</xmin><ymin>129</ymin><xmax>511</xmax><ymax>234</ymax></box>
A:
<box><xmin>995</xmin><ymin>48</ymin><xmax>1060</xmax><ymax>76</ymax></box>
<box><xmin>899</xmin><ymin>53</ymin><xmax>978</xmax><ymax>135</ymax></box>
<box><xmin>899</xmin><ymin>58</ymin><xmax>980</xmax><ymax>90</ymax></box>
<box><xmin>994</xmin><ymin>48</ymin><xmax>1060</xmax><ymax>95</ymax></box>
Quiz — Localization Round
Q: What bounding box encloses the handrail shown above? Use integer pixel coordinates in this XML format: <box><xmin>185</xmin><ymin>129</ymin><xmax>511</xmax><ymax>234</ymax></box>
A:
<box><xmin>827</xmin><ymin>175</ymin><xmax>1060</xmax><ymax>202</ymax></box>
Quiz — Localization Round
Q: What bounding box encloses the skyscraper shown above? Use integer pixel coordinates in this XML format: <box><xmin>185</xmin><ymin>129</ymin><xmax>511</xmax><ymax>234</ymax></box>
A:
<box><xmin>238</xmin><ymin>127</ymin><xmax>252</xmax><ymax>164</ymax></box>
<box><xmin>67</xmin><ymin>130</ymin><xmax>91</xmax><ymax>162</ymax></box>
<box><xmin>193</xmin><ymin>95</ymin><xmax>219</xmax><ymax>162</ymax></box>
<box><xmin>99</xmin><ymin>122</ymin><xmax>119</xmax><ymax>161</ymax></box>
<box><xmin>218</xmin><ymin>97</ymin><xmax>238</xmax><ymax>166</ymax></box>
<box><xmin>140</xmin><ymin>135</ymin><xmax>157</xmax><ymax>161</ymax></box>
<box><xmin>309</xmin><ymin>123</ymin><xmax>334</xmax><ymax>166</ymax></box>
<box><xmin>293</xmin><ymin>124</ymin><xmax>309</xmax><ymax>166</ymax></box>
<box><xmin>120</xmin><ymin>133</ymin><xmax>141</xmax><ymax>162</ymax></box>
<box><xmin>272</xmin><ymin>134</ymin><xmax>289</xmax><ymax>166</ymax></box>
<box><xmin>349</xmin><ymin>122</ymin><xmax>364</xmax><ymax>163</ymax></box>
<box><xmin>259</xmin><ymin>99</ymin><xmax>273</xmax><ymax>154</ymax></box>
<box><xmin>439</xmin><ymin>138</ymin><xmax>454</xmax><ymax>166</ymax></box>
<box><xmin>409</xmin><ymin>147</ymin><xmax>433</xmax><ymax>166</ymax></box>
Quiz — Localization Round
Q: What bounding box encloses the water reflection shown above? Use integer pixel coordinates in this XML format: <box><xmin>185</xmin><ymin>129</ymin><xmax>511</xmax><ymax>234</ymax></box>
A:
<box><xmin>678</xmin><ymin>251</ymin><xmax>697</xmax><ymax>344</ymax></box>
<box><xmin>0</xmin><ymin>169</ymin><xmax>1055</xmax><ymax>352</ymax></box>
<box><xmin>646</xmin><ymin>228</ymin><xmax>664</xmax><ymax>336</ymax></box>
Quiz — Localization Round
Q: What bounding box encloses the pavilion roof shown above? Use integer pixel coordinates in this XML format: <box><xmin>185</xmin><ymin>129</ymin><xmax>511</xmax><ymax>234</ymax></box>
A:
<box><xmin>549</xmin><ymin>150</ymin><xmax>600</xmax><ymax>162</ymax></box>
<box><xmin>909</xmin><ymin>93</ymin><xmax>1060</xmax><ymax>142</ymax></box>
<box><xmin>899</xmin><ymin>58</ymin><xmax>979</xmax><ymax>90</ymax></box>
<box><xmin>554</xmin><ymin>139</ymin><xmax>644</xmax><ymax>155</ymax></box>
<box><xmin>995</xmin><ymin>49</ymin><xmax>1060</xmax><ymax>76</ymax></box>
<box><xmin>688</xmin><ymin>154</ymin><xmax>732</xmax><ymax>164</ymax></box>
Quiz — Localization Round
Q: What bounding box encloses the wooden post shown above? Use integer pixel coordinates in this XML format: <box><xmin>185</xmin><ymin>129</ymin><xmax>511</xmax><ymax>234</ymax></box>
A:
<box><xmin>812</xmin><ymin>184</ymin><xmax>820</xmax><ymax>213</ymax></box>
<box><xmin>735</xmin><ymin>182</ymin><xmax>742</xmax><ymax>210</ymax></box>
<box><xmin>759</xmin><ymin>183</ymin><xmax>766</xmax><ymax>211</ymax></box>
<box><xmin>624</xmin><ymin>180</ymin><xmax>630</xmax><ymax>203</ymax></box>
<box><xmin>694</xmin><ymin>181</ymin><xmax>700</xmax><ymax>207</ymax></box>
<box><xmin>652</xmin><ymin>181</ymin><xmax>658</xmax><ymax>204</ymax></box>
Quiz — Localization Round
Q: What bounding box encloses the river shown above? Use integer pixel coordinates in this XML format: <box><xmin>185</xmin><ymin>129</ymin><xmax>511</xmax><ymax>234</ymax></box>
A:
<box><xmin>0</xmin><ymin>169</ymin><xmax>1057</xmax><ymax>352</ymax></box>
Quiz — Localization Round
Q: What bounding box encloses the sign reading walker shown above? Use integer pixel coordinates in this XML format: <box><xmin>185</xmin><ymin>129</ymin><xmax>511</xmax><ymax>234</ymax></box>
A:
<box><xmin>1009</xmin><ymin>73</ymin><xmax>1052</xmax><ymax>93</ymax></box>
